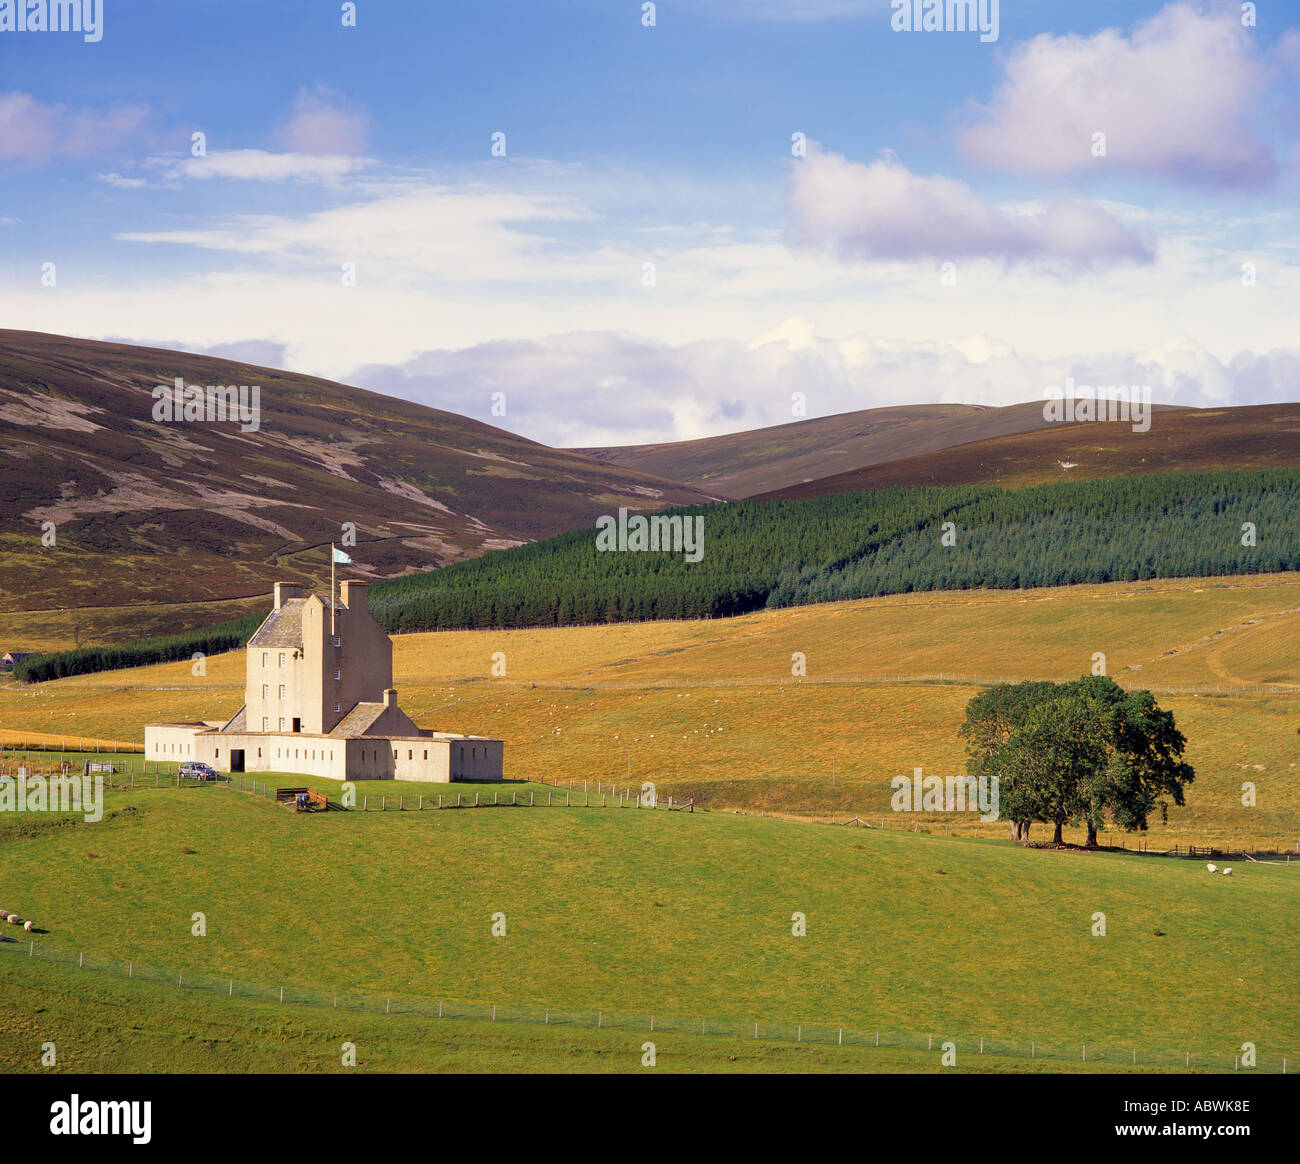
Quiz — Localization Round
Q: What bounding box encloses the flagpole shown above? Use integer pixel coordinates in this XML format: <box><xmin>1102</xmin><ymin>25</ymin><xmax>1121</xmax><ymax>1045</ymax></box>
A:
<box><xmin>330</xmin><ymin>544</ymin><xmax>336</xmax><ymax>636</ymax></box>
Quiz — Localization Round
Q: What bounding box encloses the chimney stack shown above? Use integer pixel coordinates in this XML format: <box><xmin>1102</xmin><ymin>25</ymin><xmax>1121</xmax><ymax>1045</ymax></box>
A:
<box><xmin>273</xmin><ymin>582</ymin><xmax>304</xmax><ymax>610</ymax></box>
<box><xmin>383</xmin><ymin>688</ymin><xmax>396</xmax><ymax>709</ymax></box>
<box><xmin>340</xmin><ymin>580</ymin><xmax>368</xmax><ymax>609</ymax></box>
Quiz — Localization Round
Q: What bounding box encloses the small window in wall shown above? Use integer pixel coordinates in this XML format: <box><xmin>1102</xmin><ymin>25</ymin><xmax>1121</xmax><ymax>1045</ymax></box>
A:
<box><xmin>257</xmin><ymin>748</ymin><xmax>263</xmax><ymax>758</ymax></box>
<box><xmin>216</xmin><ymin>749</ymin><xmax>220</xmax><ymax>758</ymax></box>
<box><xmin>333</xmin><ymin>636</ymin><xmax>341</xmax><ymax>648</ymax></box>
<box><xmin>423</xmin><ymin>750</ymin><xmax>427</xmax><ymax>760</ymax></box>
<box><xmin>279</xmin><ymin>717</ymin><xmax>285</xmax><ymax>732</ymax></box>
<box><xmin>279</xmin><ymin>652</ymin><xmax>285</xmax><ymax>668</ymax></box>
<box><xmin>262</xmin><ymin>684</ymin><xmax>268</xmax><ymax>699</ymax></box>
<box><xmin>408</xmin><ymin>750</ymin><xmax>413</xmax><ymax>760</ymax></box>
<box><xmin>262</xmin><ymin>718</ymin><xmax>268</xmax><ymax>731</ymax></box>
<box><xmin>262</xmin><ymin>652</ymin><xmax>267</xmax><ymax>668</ymax></box>
<box><xmin>393</xmin><ymin>749</ymin><xmax>398</xmax><ymax>760</ymax></box>
<box><xmin>279</xmin><ymin>685</ymin><xmax>286</xmax><ymax>699</ymax></box>
<box><xmin>334</xmin><ymin>703</ymin><xmax>340</xmax><ymax>714</ymax></box>
<box><xmin>334</xmin><ymin>669</ymin><xmax>341</xmax><ymax>680</ymax></box>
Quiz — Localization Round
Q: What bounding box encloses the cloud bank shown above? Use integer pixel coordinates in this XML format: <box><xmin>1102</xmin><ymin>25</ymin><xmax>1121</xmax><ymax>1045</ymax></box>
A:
<box><xmin>958</xmin><ymin>3</ymin><xmax>1277</xmax><ymax>187</ymax></box>
<box><xmin>785</xmin><ymin>148</ymin><xmax>1154</xmax><ymax>268</ymax></box>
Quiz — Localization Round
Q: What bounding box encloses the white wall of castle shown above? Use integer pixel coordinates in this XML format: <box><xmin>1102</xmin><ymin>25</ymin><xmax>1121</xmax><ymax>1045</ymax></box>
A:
<box><xmin>143</xmin><ymin>724</ymin><xmax>502</xmax><ymax>783</ymax></box>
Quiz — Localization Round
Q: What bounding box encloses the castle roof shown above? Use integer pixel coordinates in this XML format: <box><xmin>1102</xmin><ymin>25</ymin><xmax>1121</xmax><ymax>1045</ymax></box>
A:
<box><xmin>248</xmin><ymin>602</ymin><xmax>304</xmax><ymax>648</ymax></box>
<box><xmin>330</xmin><ymin>701</ymin><xmax>387</xmax><ymax>736</ymax></box>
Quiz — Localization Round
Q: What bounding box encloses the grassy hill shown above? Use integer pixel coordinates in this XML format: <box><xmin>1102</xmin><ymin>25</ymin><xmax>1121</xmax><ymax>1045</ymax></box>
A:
<box><xmin>574</xmin><ymin>400</ymin><xmax>1069</xmax><ymax>498</ymax></box>
<box><xmin>5</xmin><ymin>573</ymin><xmax>1298</xmax><ymax>850</ymax></box>
<box><xmin>759</xmin><ymin>403</ymin><xmax>1300</xmax><ymax>499</ymax></box>
<box><xmin>0</xmin><ymin>330</ymin><xmax>715</xmax><ymax>632</ymax></box>
<box><xmin>0</xmin><ymin>784</ymin><xmax>1294</xmax><ymax>1073</ymax></box>
<box><xmin>4</xmin><ymin>574</ymin><xmax>1296</xmax><ymax>1072</ymax></box>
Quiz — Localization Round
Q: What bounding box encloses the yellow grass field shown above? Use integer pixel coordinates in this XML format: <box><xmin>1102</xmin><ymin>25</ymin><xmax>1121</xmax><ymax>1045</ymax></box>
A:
<box><xmin>2</xmin><ymin>574</ymin><xmax>1298</xmax><ymax>850</ymax></box>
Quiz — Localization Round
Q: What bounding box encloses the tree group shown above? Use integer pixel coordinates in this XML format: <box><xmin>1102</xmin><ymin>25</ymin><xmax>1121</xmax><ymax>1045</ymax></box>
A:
<box><xmin>959</xmin><ymin>676</ymin><xmax>1194</xmax><ymax>847</ymax></box>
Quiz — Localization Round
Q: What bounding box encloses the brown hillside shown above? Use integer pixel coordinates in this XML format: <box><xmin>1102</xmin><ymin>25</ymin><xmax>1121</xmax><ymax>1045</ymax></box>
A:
<box><xmin>756</xmin><ymin>404</ymin><xmax>1300</xmax><ymax>500</ymax></box>
<box><xmin>574</xmin><ymin>401</ymin><xmax>1089</xmax><ymax>498</ymax></box>
<box><xmin>0</xmin><ymin>330</ymin><xmax>718</xmax><ymax>625</ymax></box>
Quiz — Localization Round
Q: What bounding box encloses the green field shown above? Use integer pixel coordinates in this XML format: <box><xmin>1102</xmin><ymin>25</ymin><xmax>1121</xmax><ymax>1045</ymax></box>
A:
<box><xmin>3</xmin><ymin>575</ymin><xmax>1297</xmax><ymax>1072</ymax></box>
<box><xmin>0</xmin><ymin>780</ymin><xmax>1295</xmax><ymax>1073</ymax></box>
<box><xmin>5</xmin><ymin>574</ymin><xmax>1298</xmax><ymax>849</ymax></box>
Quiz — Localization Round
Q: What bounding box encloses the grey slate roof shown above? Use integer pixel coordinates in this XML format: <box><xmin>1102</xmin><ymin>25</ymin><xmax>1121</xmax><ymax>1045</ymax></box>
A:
<box><xmin>247</xmin><ymin>601</ymin><xmax>305</xmax><ymax>648</ymax></box>
<box><xmin>330</xmin><ymin>702</ymin><xmax>386</xmax><ymax>736</ymax></box>
<box><xmin>248</xmin><ymin>593</ymin><xmax>348</xmax><ymax>649</ymax></box>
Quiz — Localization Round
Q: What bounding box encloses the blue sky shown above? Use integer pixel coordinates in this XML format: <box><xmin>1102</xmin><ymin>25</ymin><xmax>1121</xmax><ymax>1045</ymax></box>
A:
<box><xmin>1</xmin><ymin>0</ymin><xmax>1298</xmax><ymax>445</ymax></box>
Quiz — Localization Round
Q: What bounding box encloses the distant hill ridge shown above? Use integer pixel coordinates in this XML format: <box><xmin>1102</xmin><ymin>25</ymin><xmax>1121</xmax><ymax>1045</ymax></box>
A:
<box><xmin>574</xmin><ymin>401</ymin><xmax>1194</xmax><ymax>498</ymax></box>
<box><xmin>756</xmin><ymin>403</ymin><xmax>1300</xmax><ymax>500</ymax></box>
<box><xmin>0</xmin><ymin>330</ymin><xmax>717</xmax><ymax>617</ymax></box>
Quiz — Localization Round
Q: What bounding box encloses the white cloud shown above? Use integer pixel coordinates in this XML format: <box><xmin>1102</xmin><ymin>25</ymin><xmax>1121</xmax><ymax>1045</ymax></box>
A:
<box><xmin>116</xmin><ymin>181</ymin><xmax>597</xmax><ymax>276</ymax></box>
<box><xmin>90</xmin><ymin>89</ymin><xmax>373</xmax><ymax>189</ymax></box>
<box><xmin>0</xmin><ymin>90</ymin><xmax>148</xmax><ymax>165</ymax></box>
<box><xmin>161</xmin><ymin>149</ymin><xmax>372</xmax><ymax>184</ymax></box>
<box><xmin>94</xmin><ymin>171</ymin><xmax>150</xmax><ymax>189</ymax></box>
<box><xmin>958</xmin><ymin>3</ymin><xmax>1277</xmax><ymax>186</ymax></box>
<box><xmin>274</xmin><ymin>87</ymin><xmax>370</xmax><ymax>156</ymax></box>
<box><xmin>785</xmin><ymin>147</ymin><xmax>1154</xmax><ymax>268</ymax></box>
<box><xmin>346</xmin><ymin>330</ymin><xmax>1300</xmax><ymax>448</ymax></box>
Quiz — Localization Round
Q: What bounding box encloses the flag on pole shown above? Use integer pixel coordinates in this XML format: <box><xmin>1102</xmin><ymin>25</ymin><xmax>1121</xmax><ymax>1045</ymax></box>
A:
<box><xmin>332</xmin><ymin>547</ymin><xmax>351</xmax><ymax>564</ymax></box>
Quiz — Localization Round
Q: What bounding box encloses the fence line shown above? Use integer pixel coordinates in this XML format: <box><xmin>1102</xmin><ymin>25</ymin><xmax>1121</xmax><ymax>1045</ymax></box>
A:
<box><xmin>0</xmin><ymin>936</ymin><xmax>1287</xmax><ymax>1073</ymax></box>
<box><xmin>0</xmin><ymin>737</ymin><xmax>143</xmax><ymax>754</ymax></box>
<box><xmin>3</xmin><ymin>758</ymin><xmax>1291</xmax><ymax>855</ymax></box>
<box><xmin>442</xmin><ymin>673</ymin><xmax>1300</xmax><ymax>698</ymax></box>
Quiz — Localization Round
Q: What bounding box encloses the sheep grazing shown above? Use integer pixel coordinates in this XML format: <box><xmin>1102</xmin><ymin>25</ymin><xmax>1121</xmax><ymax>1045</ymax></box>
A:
<box><xmin>22</xmin><ymin>920</ymin><xmax>32</xmax><ymax>932</ymax></box>
<box><xmin>1222</xmin><ymin>868</ymin><xmax>1233</xmax><ymax>876</ymax></box>
<box><xmin>5</xmin><ymin>914</ymin><xmax>17</xmax><ymax>925</ymax></box>
<box><xmin>1206</xmin><ymin>863</ymin><xmax>1217</xmax><ymax>873</ymax></box>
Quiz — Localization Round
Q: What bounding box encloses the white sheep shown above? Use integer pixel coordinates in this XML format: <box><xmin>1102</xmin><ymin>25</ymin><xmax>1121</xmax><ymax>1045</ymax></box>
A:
<box><xmin>1206</xmin><ymin>863</ymin><xmax>1217</xmax><ymax>873</ymax></box>
<box><xmin>1222</xmin><ymin>868</ymin><xmax>1233</xmax><ymax>876</ymax></box>
<box><xmin>22</xmin><ymin>920</ymin><xmax>32</xmax><ymax>932</ymax></box>
<box><xmin>5</xmin><ymin>914</ymin><xmax>17</xmax><ymax>925</ymax></box>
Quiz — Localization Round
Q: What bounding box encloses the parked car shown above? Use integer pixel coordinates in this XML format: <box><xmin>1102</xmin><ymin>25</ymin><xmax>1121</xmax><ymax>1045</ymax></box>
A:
<box><xmin>179</xmin><ymin>762</ymin><xmax>219</xmax><ymax>781</ymax></box>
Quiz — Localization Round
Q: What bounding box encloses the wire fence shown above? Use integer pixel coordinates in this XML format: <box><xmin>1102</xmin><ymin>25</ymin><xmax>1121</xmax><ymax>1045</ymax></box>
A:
<box><xmin>470</xmin><ymin>673</ymin><xmax>1300</xmax><ymax>698</ymax></box>
<box><xmin>0</xmin><ymin>936</ymin><xmax>1288</xmax><ymax>1073</ymax></box>
<box><xmin>3</xmin><ymin>756</ymin><xmax>1292</xmax><ymax>856</ymax></box>
<box><xmin>0</xmin><ymin>735</ymin><xmax>144</xmax><ymax>754</ymax></box>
